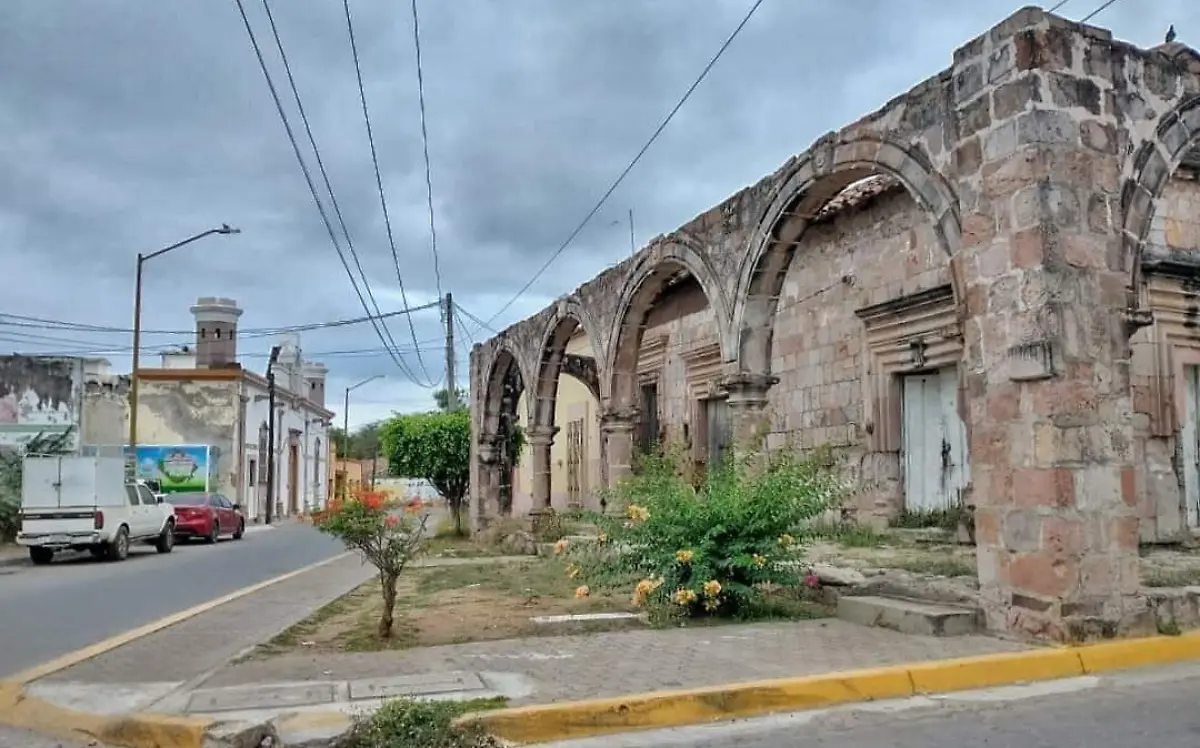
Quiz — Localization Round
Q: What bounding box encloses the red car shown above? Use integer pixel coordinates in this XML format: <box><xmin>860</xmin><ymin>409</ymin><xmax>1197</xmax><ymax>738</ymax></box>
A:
<box><xmin>169</xmin><ymin>493</ymin><xmax>246</xmax><ymax>543</ymax></box>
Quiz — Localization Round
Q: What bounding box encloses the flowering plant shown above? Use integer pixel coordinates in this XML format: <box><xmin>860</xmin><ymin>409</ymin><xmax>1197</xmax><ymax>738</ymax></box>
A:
<box><xmin>566</xmin><ymin>444</ymin><xmax>841</xmax><ymax>621</ymax></box>
<box><xmin>312</xmin><ymin>490</ymin><xmax>428</xmax><ymax>639</ymax></box>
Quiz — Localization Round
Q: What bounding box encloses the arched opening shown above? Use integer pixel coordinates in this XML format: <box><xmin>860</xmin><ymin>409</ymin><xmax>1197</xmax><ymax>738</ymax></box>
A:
<box><xmin>516</xmin><ymin>303</ymin><xmax>605</xmax><ymax>513</ymax></box>
<box><xmin>735</xmin><ymin>137</ymin><xmax>961</xmax><ymax>525</ymax></box>
<box><xmin>607</xmin><ymin>246</ymin><xmax>730</xmax><ymax>486</ymax></box>
<box><xmin>1124</xmin><ymin>101</ymin><xmax>1200</xmax><ymax>541</ymax></box>
<box><xmin>481</xmin><ymin>347</ymin><xmax>526</xmax><ymax>517</ymax></box>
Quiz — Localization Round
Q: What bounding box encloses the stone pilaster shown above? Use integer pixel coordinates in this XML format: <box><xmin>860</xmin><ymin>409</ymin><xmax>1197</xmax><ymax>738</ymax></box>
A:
<box><xmin>473</xmin><ymin>436</ymin><xmax>502</xmax><ymax>531</ymax></box>
<box><xmin>525</xmin><ymin>425</ymin><xmax>559</xmax><ymax>512</ymax></box>
<box><xmin>722</xmin><ymin>372</ymin><xmax>779</xmax><ymax>458</ymax></box>
<box><xmin>951</xmin><ymin>12</ymin><xmax>1138</xmax><ymax>640</ymax></box>
<box><xmin>599</xmin><ymin>408</ymin><xmax>638</xmax><ymax>490</ymax></box>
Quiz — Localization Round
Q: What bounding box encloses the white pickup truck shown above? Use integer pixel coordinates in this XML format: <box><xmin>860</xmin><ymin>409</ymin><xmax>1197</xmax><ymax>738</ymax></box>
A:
<box><xmin>15</xmin><ymin>455</ymin><xmax>176</xmax><ymax>565</ymax></box>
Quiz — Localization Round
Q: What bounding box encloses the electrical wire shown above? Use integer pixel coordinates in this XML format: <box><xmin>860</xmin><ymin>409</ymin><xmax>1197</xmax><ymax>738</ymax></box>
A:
<box><xmin>1079</xmin><ymin>0</ymin><xmax>1122</xmax><ymax>23</ymax></box>
<box><xmin>406</xmin><ymin>0</ymin><xmax>445</xmax><ymax>306</ymax></box>
<box><xmin>1047</xmin><ymin>0</ymin><xmax>1071</xmax><ymax>12</ymax></box>
<box><xmin>256</xmin><ymin>0</ymin><xmax>432</xmax><ymax>388</ymax></box>
<box><xmin>342</xmin><ymin>0</ymin><xmax>437</xmax><ymax>384</ymax></box>
<box><xmin>454</xmin><ymin>301</ymin><xmax>498</xmax><ymax>337</ymax></box>
<box><xmin>0</xmin><ymin>301</ymin><xmax>441</xmax><ymax>337</ymax></box>
<box><xmin>233</xmin><ymin>0</ymin><xmax>425</xmax><ymax>386</ymax></box>
<box><xmin>481</xmin><ymin>0</ymin><xmax>768</xmax><ymax>330</ymax></box>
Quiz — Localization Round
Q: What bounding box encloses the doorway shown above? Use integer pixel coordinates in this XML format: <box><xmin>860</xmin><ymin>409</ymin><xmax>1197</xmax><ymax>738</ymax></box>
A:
<box><xmin>288</xmin><ymin>442</ymin><xmax>299</xmax><ymax>516</ymax></box>
<box><xmin>1182</xmin><ymin>366</ymin><xmax>1200</xmax><ymax>528</ymax></box>
<box><xmin>901</xmin><ymin>368</ymin><xmax>969</xmax><ymax>512</ymax></box>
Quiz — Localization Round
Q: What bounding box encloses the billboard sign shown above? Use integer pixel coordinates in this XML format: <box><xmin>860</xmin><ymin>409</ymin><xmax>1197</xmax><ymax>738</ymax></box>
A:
<box><xmin>133</xmin><ymin>444</ymin><xmax>212</xmax><ymax>494</ymax></box>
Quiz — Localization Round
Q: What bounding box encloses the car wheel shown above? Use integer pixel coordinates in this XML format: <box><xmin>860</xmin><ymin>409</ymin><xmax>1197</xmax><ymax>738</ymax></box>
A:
<box><xmin>206</xmin><ymin>520</ymin><xmax>220</xmax><ymax>544</ymax></box>
<box><xmin>29</xmin><ymin>547</ymin><xmax>54</xmax><ymax>565</ymax></box>
<box><xmin>155</xmin><ymin>522</ymin><xmax>175</xmax><ymax>554</ymax></box>
<box><xmin>108</xmin><ymin>526</ymin><xmax>130</xmax><ymax>561</ymax></box>
<box><xmin>233</xmin><ymin>519</ymin><xmax>245</xmax><ymax>540</ymax></box>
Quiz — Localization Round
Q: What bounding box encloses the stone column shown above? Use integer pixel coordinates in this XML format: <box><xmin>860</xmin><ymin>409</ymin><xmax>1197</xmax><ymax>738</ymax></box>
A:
<box><xmin>474</xmin><ymin>437</ymin><xmax>502</xmax><ymax>532</ymax></box>
<box><xmin>723</xmin><ymin>373</ymin><xmax>779</xmax><ymax>459</ymax></box>
<box><xmin>599</xmin><ymin>408</ymin><xmax>638</xmax><ymax>492</ymax></box>
<box><xmin>525</xmin><ymin>425</ymin><xmax>559</xmax><ymax>512</ymax></box>
<box><xmin>951</xmin><ymin>13</ymin><xmax>1138</xmax><ymax>640</ymax></box>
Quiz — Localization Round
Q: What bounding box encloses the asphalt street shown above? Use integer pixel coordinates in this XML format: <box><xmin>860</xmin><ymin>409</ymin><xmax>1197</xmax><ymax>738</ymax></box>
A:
<box><xmin>546</xmin><ymin>663</ymin><xmax>1200</xmax><ymax>748</ymax></box>
<box><xmin>0</xmin><ymin>521</ymin><xmax>345</xmax><ymax>679</ymax></box>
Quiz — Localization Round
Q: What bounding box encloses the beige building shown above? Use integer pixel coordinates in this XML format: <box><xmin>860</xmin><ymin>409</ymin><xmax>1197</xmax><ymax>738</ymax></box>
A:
<box><xmin>472</xmin><ymin>9</ymin><xmax>1200</xmax><ymax>641</ymax></box>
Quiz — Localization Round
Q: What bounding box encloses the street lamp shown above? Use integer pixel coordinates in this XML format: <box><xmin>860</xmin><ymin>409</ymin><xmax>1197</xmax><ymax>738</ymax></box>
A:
<box><xmin>128</xmin><ymin>225</ymin><xmax>240</xmax><ymax>473</ymax></box>
<box><xmin>342</xmin><ymin>375</ymin><xmax>383</xmax><ymax>497</ymax></box>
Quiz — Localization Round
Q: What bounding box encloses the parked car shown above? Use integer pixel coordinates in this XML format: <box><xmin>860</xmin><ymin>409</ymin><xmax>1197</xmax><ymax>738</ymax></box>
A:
<box><xmin>16</xmin><ymin>455</ymin><xmax>176</xmax><ymax>564</ymax></box>
<box><xmin>169</xmin><ymin>493</ymin><xmax>246</xmax><ymax>543</ymax></box>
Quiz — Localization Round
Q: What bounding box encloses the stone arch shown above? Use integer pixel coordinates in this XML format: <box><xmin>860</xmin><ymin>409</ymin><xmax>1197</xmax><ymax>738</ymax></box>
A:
<box><xmin>1122</xmin><ymin>94</ymin><xmax>1200</xmax><ymax>295</ymax></box>
<box><xmin>605</xmin><ymin>237</ymin><xmax>734</xmax><ymax>410</ymax></box>
<box><xmin>732</xmin><ymin>134</ymin><xmax>962</xmax><ymax>374</ymax></box>
<box><xmin>532</xmin><ymin>296</ymin><xmax>607</xmax><ymax>429</ymax></box>
<box><xmin>480</xmin><ymin>340</ymin><xmax>532</xmax><ymax>438</ymax></box>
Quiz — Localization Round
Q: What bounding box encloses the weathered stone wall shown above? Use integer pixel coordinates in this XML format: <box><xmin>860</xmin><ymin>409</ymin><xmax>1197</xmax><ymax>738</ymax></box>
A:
<box><xmin>471</xmin><ymin>6</ymin><xmax>1200</xmax><ymax>639</ymax></box>
<box><xmin>136</xmin><ymin>379</ymin><xmax>239</xmax><ymax>497</ymax></box>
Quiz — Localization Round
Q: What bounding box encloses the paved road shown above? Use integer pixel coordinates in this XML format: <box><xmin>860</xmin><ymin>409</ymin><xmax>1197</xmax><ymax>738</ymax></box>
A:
<box><xmin>0</xmin><ymin>522</ymin><xmax>345</xmax><ymax>679</ymax></box>
<box><xmin>547</xmin><ymin>663</ymin><xmax>1200</xmax><ymax>748</ymax></box>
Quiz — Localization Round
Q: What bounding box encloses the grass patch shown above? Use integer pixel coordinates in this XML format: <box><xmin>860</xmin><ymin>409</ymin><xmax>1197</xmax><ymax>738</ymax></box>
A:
<box><xmin>346</xmin><ymin>696</ymin><xmax>509</xmax><ymax>748</ymax></box>
<box><xmin>807</xmin><ymin>521</ymin><xmax>891</xmax><ymax>548</ymax></box>
<box><xmin>890</xmin><ymin>557</ymin><xmax>976</xmax><ymax>578</ymax></box>
<box><xmin>889</xmin><ymin>507</ymin><xmax>964</xmax><ymax>533</ymax></box>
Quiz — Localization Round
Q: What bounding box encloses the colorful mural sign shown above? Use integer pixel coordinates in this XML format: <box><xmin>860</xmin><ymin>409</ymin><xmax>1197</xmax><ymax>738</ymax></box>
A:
<box><xmin>133</xmin><ymin>444</ymin><xmax>212</xmax><ymax>493</ymax></box>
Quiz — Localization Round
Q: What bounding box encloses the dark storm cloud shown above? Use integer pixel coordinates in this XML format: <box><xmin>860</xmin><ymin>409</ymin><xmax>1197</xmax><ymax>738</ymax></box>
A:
<box><xmin>0</xmin><ymin>0</ymin><xmax>1190</xmax><ymax>424</ymax></box>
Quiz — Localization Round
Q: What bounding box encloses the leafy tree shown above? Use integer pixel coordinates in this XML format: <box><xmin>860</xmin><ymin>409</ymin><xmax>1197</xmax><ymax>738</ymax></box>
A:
<box><xmin>381</xmin><ymin>409</ymin><xmax>471</xmax><ymax>535</ymax></box>
<box><xmin>332</xmin><ymin>421</ymin><xmax>383</xmax><ymax>460</ymax></box>
<box><xmin>433</xmin><ymin>387</ymin><xmax>466</xmax><ymax>412</ymax></box>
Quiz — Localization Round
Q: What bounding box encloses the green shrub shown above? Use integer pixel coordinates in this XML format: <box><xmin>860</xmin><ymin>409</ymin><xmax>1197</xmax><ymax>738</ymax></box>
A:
<box><xmin>346</xmin><ymin>697</ymin><xmax>503</xmax><ymax>748</ymax></box>
<box><xmin>565</xmin><ymin>446</ymin><xmax>843</xmax><ymax>622</ymax></box>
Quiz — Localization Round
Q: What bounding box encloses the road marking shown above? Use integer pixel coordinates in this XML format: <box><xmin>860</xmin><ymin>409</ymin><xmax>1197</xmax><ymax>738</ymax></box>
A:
<box><xmin>6</xmin><ymin>551</ymin><xmax>353</xmax><ymax>685</ymax></box>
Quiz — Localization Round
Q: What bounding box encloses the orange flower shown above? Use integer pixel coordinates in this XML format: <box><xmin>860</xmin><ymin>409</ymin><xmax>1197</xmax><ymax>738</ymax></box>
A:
<box><xmin>404</xmin><ymin>499</ymin><xmax>423</xmax><ymax>514</ymax></box>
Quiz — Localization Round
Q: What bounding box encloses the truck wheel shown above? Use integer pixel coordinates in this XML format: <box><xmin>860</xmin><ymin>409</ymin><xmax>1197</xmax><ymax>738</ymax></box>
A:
<box><xmin>29</xmin><ymin>547</ymin><xmax>54</xmax><ymax>565</ymax></box>
<box><xmin>108</xmin><ymin>526</ymin><xmax>130</xmax><ymax>561</ymax></box>
<box><xmin>155</xmin><ymin>522</ymin><xmax>175</xmax><ymax>554</ymax></box>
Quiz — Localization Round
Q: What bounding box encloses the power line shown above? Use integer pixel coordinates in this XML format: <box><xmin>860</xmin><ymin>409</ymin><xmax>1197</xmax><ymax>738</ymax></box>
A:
<box><xmin>481</xmin><ymin>0</ymin><xmax>768</xmax><ymax>330</ymax></box>
<box><xmin>256</xmin><ymin>0</ymin><xmax>431</xmax><ymax>388</ymax></box>
<box><xmin>1079</xmin><ymin>0</ymin><xmax>1121</xmax><ymax>23</ymax></box>
<box><xmin>0</xmin><ymin>332</ymin><xmax>441</xmax><ymax>360</ymax></box>
<box><xmin>454</xmin><ymin>301</ymin><xmax>497</xmax><ymax>337</ymax></box>
<box><xmin>407</xmin><ymin>0</ymin><xmax>445</xmax><ymax>305</ymax></box>
<box><xmin>233</xmin><ymin>0</ymin><xmax>426</xmax><ymax>387</ymax></box>
<box><xmin>0</xmin><ymin>300</ymin><xmax>441</xmax><ymax>337</ymax></box>
<box><xmin>342</xmin><ymin>0</ymin><xmax>436</xmax><ymax>384</ymax></box>
<box><xmin>1047</xmin><ymin>0</ymin><xmax>1071</xmax><ymax>12</ymax></box>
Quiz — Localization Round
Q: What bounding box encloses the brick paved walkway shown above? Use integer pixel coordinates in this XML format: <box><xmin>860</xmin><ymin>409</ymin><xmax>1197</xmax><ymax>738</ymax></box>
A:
<box><xmin>205</xmin><ymin>619</ymin><xmax>1032</xmax><ymax>705</ymax></box>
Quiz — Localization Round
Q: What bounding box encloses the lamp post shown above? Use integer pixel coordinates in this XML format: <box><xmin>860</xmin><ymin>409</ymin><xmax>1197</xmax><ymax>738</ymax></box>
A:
<box><xmin>128</xmin><ymin>225</ymin><xmax>240</xmax><ymax>473</ymax></box>
<box><xmin>265</xmin><ymin>345</ymin><xmax>282</xmax><ymax>524</ymax></box>
<box><xmin>342</xmin><ymin>374</ymin><xmax>383</xmax><ymax>498</ymax></box>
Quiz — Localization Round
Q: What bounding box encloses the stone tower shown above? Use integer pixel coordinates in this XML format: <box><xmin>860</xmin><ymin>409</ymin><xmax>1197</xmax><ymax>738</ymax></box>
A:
<box><xmin>302</xmin><ymin>361</ymin><xmax>328</xmax><ymax>409</ymax></box>
<box><xmin>190</xmin><ymin>297</ymin><xmax>243</xmax><ymax>369</ymax></box>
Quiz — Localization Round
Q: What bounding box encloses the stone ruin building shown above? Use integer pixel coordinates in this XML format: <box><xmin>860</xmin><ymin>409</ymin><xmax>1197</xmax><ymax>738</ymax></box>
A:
<box><xmin>468</xmin><ymin>6</ymin><xmax>1200</xmax><ymax>640</ymax></box>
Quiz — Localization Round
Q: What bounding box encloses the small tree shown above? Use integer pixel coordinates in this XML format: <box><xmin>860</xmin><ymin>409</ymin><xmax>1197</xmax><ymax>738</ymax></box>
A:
<box><xmin>381</xmin><ymin>410</ymin><xmax>472</xmax><ymax>535</ymax></box>
<box><xmin>312</xmin><ymin>491</ymin><xmax>428</xmax><ymax>639</ymax></box>
<box><xmin>433</xmin><ymin>387</ymin><xmax>467</xmax><ymax>412</ymax></box>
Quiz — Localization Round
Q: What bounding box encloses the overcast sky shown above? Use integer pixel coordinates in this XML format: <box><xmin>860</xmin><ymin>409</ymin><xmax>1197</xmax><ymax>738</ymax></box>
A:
<box><xmin>0</xmin><ymin>0</ymin><xmax>1190</xmax><ymax>429</ymax></box>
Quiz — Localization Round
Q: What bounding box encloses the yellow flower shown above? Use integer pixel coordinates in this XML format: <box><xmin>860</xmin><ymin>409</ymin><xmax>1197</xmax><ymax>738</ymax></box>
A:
<box><xmin>675</xmin><ymin>549</ymin><xmax>694</xmax><ymax>564</ymax></box>
<box><xmin>597</xmin><ymin>532</ymin><xmax>608</xmax><ymax>544</ymax></box>
<box><xmin>631</xmin><ymin>576</ymin><xmax>664</xmax><ymax>606</ymax></box>
<box><xmin>703</xmin><ymin>598</ymin><xmax>720</xmax><ymax>612</ymax></box>
<box><xmin>566</xmin><ymin>563</ymin><xmax>580</xmax><ymax>579</ymax></box>
<box><xmin>702</xmin><ymin>579</ymin><xmax>722</xmax><ymax>598</ymax></box>
<box><xmin>752</xmin><ymin>553</ymin><xmax>767</xmax><ymax>569</ymax></box>
<box><xmin>672</xmin><ymin>588</ymin><xmax>697</xmax><ymax>606</ymax></box>
<box><xmin>553</xmin><ymin>538</ymin><xmax>569</xmax><ymax>555</ymax></box>
<box><xmin>777</xmin><ymin>533</ymin><xmax>795</xmax><ymax>548</ymax></box>
<box><xmin>626</xmin><ymin>505</ymin><xmax>650</xmax><ymax>522</ymax></box>
<box><xmin>574</xmin><ymin>585</ymin><xmax>591</xmax><ymax>599</ymax></box>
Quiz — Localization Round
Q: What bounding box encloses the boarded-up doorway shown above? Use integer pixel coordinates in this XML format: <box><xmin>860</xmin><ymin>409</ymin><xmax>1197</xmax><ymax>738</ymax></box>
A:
<box><xmin>288</xmin><ymin>441</ymin><xmax>299</xmax><ymax>516</ymax></box>
<box><xmin>901</xmin><ymin>368</ymin><xmax>969</xmax><ymax>512</ymax></box>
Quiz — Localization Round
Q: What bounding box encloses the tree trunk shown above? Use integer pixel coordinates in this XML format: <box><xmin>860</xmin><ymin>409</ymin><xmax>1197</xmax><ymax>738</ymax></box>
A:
<box><xmin>377</xmin><ymin>571</ymin><xmax>399</xmax><ymax>639</ymax></box>
<box><xmin>450</xmin><ymin>496</ymin><xmax>465</xmax><ymax>536</ymax></box>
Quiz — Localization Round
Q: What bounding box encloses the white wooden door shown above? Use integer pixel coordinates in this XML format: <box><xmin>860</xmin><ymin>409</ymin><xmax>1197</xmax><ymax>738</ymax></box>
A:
<box><xmin>1183</xmin><ymin>366</ymin><xmax>1200</xmax><ymax>528</ymax></box>
<box><xmin>902</xmin><ymin>369</ymin><xmax>969</xmax><ymax>512</ymax></box>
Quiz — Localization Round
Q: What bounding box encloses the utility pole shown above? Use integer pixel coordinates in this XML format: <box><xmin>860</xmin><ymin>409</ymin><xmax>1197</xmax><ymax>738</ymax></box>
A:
<box><xmin>444</xmin><ymin>292</ymin><xmax>458</xmax><ymax>410</ymax></box>
<box><xmin>628</xmin><ymin>208</ymin><xmax>636</xmax><ymax>256</ymax></box>
<box><xmin>265</xmin><ymin>345</ymin><xmax>282</xmax><ymax>525</ymax></box>
<box><xmin>343</xmin><ymin>375</ymin><xmax>384</xmax><ymax>498</ymax></box>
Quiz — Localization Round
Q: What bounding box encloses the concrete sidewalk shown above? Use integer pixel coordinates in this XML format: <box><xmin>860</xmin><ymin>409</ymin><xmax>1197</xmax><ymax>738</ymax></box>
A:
<box><xmin>28</xmin><ymin>600</ymin><xmax>1031</xmax><ymax>725</ymax></box>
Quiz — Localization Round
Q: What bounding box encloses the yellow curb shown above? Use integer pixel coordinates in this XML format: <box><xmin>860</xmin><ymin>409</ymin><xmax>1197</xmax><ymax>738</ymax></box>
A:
<box><xmin>6</xmin><ymin>551</ymin><xmax>352</xmax><ymax>685</ymax></box>
<box><xmin>0</xmin><ymin>684</ymin><xmax>212</xmax><ymax>748</ymax></box>
<box><xmin>462</xmin><ymin>631</ymin><xmax>1200</xmax><ymax>744</ymax></box>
